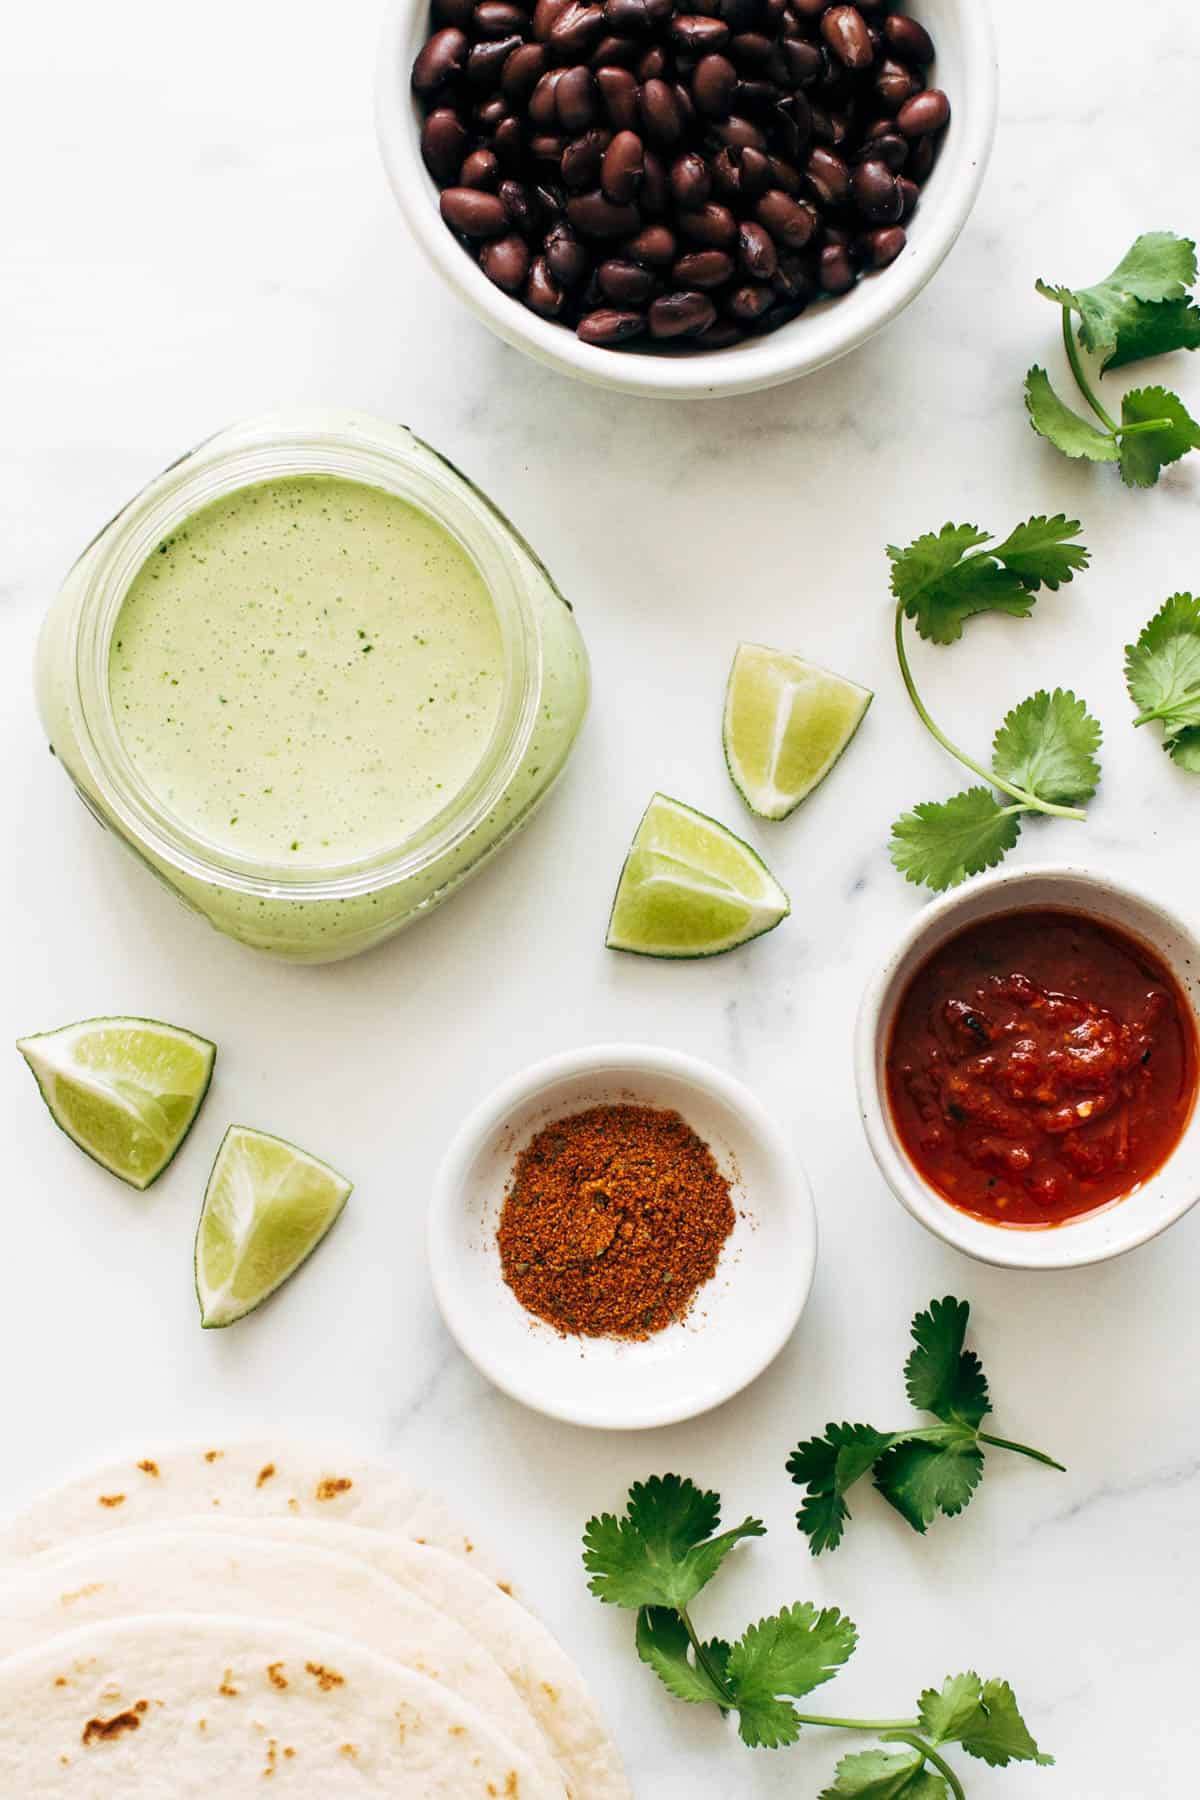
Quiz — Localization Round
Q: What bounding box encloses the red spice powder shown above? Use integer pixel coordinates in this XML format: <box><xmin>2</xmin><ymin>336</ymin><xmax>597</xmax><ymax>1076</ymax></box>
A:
<box><xmin>497</xmin><ymin>1103</ymin><xmax>736</xmax><ymax>1340</ymax></box>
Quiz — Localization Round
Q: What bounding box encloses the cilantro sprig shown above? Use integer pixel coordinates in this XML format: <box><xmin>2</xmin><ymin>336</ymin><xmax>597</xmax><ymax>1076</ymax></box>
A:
<box><xmin>584</xmin><ymin>1470</ymin><xmax>1053</xmax><ymax>1795</ymax></box>
<box><xmin>1025</xmin><ymin>231</ymin><xmax>1200</xmax><ymax>486</ymax></box>
<box><xmin>887</xmin><ymin>518</ymin><xmax>1101</xmax><ymax>890</ymax></box>
<box><xmin>788</xmin><ymin>1299</ymin><xmax>1065</xmax><ymax>1555</ymax></box>
<box><xmin>1125</xmin><ymin>594</ymin><xmax>1200</xmax><ymax>772</ymax></box>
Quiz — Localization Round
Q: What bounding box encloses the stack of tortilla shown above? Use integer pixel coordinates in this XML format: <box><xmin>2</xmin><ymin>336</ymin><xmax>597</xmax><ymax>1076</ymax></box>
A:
<box><xmin>0</xmin><ymin>1441</ymin><xmax>630</xmax><ymax>1796</ymax></box>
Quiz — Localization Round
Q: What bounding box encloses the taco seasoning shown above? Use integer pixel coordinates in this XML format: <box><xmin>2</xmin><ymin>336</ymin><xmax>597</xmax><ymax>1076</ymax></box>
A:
<box><xmin>497</xmin><ymin>1104</ymin><xmax>736</xmax><ymax>1340</ymax></box>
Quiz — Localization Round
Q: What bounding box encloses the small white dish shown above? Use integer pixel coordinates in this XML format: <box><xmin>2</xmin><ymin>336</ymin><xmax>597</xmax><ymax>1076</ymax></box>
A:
<box><xmin>428</xmin><ymin>1043</ymin><xmax>816</xmax><ymax>1428</ymax></box>
<box><xmin>376</xmin><ymin>0</ymin><xmax>998</xmax><ymax>399</ymax></box>
<box><xmin>855</xmin><ymin>864</ymin><xmax>1200</xmax><ymax>1270</ymax></box>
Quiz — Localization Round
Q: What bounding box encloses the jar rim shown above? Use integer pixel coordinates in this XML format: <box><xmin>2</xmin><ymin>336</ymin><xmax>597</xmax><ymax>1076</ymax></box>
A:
<box><xmin>65</xmin><ymin>412</ymin><xmax>543</xmax><ymax>900</ymax></box>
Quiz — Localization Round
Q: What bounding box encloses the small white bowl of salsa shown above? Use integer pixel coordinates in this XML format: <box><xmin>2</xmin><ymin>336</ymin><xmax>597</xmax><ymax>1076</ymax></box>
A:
<box><xmin>855</xmin><ymin>864</ymin><xmax>1200</xmax><ymax>1269</ymax></box>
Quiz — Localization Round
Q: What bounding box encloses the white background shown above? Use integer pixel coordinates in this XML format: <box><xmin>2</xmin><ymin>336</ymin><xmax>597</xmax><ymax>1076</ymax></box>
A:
<box><xmin>3</xmin><ymin>2</ymin><xmax>1198</xmax><ymax>1793</ymax></box>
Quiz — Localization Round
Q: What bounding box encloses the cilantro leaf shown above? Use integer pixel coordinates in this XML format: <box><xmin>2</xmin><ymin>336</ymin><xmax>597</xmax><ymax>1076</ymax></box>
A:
<box><xmin>874</xmin><ymin>1437</ymin><xmax>985</xmax><ymax>1532</ymax></box>
<box><xmin>1167</xmin><ymin>727</ymin><xmax>1200</xmax><ymax>770</ymax></box>
<box><xmin>918</xmin><ymin>1671</ymin><xmax>985</xmax><ymax>1744</ymax></box>
<box><xmin>1125</xmin><ymin>594</ymin><xmax>1200</xmax><ymax>739</ymax></box>
<box><xmin>989</xmin><ymin>514</ymin><xmax>1091</xmax><ymax>591</ymax></box>
<box><xmin>727</xmin><ymin>1604</ymin><xmax>858</xmax><ymax>1746</ymax></box>
<box><xmin>1025</xmin><ymin>366</ymin><xmax>1120</xmax><ymax>462</ymax></box>
<box><xmin>583</xmin><ymin>1475</ymin><xmax>765</xmax><ymax>1610</ymax></box>
<box><xmin>788</xmin><ymin>1424</ymin><xmax>900</xmax><ymax>1554</ymax></box>
<box><xmin>819</xmin><ymin>1747</ymin><xmax>940</xmax><ymax>1798</ymax></box>
<box><xmin>635</xmin><ymin>1607</ymin><xmax>730</xmax><ymax>1708</ymax></box>
<box><xmin>960</xmin><ymin>1679</ymin><xmax>1055</xmax><ymax>1768</ymax></box>
<box><xmin>890</xmin><ymin>789</ymin><xmax>1022</xmax><ymax>893</ymax></box>
<box><xmin>992</xmin><ymin>689</ymin><xmax>1102</xmax><ymax>809</ymax></box>
<box><xmin>1038</xmin><ymin>232</ymin><xmax>1199</xmax><ymax>364</ymax></box>
<box><xmin>904</xmin><ymin>1297</ymin><xmax>990</xmax><ymax>1428</ymax></box>
<box><xmin>887</xmin><ymin>523</ymin><xmax>1031</xmax><ymax>646</ymax></box>
<box><xmin>1104</xmin><ymin>294</ymin><xmax>1200</xmax><ymax>371</ymax></box>
<box><xmin>1118</xmin><ymin>385</ymin><xmax>1200</xmax><ymax>487</ymax></box>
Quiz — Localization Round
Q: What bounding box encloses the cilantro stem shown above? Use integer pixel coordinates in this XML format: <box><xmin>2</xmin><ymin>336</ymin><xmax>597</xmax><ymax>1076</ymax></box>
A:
<box><xmin>882</xmin><ymin>1732</ymin><xmax>967</xmax><ymax>1800</ymax></box>
<box><xmin>791</xmin><ymin>1713</ymin><xmax>920</xmax><ymax>1733</ymax></box>
<box><xmin>678</xmin><ymin>1604</ymin><xmax>736</xmax><ymax>1706</ymax></box>
<box><xmin>893</xmin><ymin>604</ymin><xmax>1087</xmax><ymax>822</ymax></box>
<box><xmin>978</xmin><ymin>1431</ymin><xmax>1067</xmax><ymax>1472</ymax></box>
<box><xmin>1061</xmin><ymin>308</ymin><xmax>1117</xmax><ymax>433</ymax></box>
<box><xmin>1133</xmin><ymin>692</ymin><xmax>1200</xmax><ymax>727</ymax></box>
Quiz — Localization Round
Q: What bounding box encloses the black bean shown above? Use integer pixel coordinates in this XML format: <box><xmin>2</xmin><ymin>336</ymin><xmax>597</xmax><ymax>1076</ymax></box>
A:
<box><xmin>737</xmin><ymin>218</ymin><xmax>778</xmax><ymax>278</ymax></box>
<box><xmin>598</xmin><ymin>256</ymin><xmax>661</xmax><ymax>300</ymax></box>
<box><xmin>897</xmin><ymin>175</ymin><xmax>919</xmax><ymax>218</ymax></box>
<box><xmin>818</xmin><ymin>240</ymin><xmax>856</xmax><ymax>290</ymax></box>
<box><xmin>475</xmin><ymin>93</ymin><xmax>510</xmax><ymax>129</ymax></box>
<box><xmin>766</xmin><ymin>152</ymin><xmax>802</xmax><ymax>194</ymax></box>
<box><xmin>461</xmin><ymin>147</ymin><xmax>502</xmax><ymax>188</ymax></box>
<box><xmin>602</xmin><ymin>128</ymin><xmax>645</xmax><ymax>200</ymax></box>
<box><xmin>412</xmin><ymin>27</ymin><xmax>469</xmax><ymax>94</ymax></box>
<box><xmin>649</xmin><ymin>290</ymin><xmax>717</xmax><ymax>336</ymax></box>
<box><xmin>669</xmin><ymin>149</ymin><xmax>712</xmax><ymax>209</ymax></box>
<box><xmin>591</xmin><ymin>33</ymin><xmax>639</xmax><ymax>64</ymax></box>
<box><xmin>859</xmin><ymin>127</ymin><xmax>907</xmax><ymax>171</ymax></box>
<box><xmin>596</xmin><ymin>63</ymin><xmax>640</xmax><ymax>127</ymax></box>
<box><xmin>671</xmin><ymin>13</ymin><xmax>730</xmax><ymax>52</ymax></box>
<box><xmin>782</xmin><ymin>37</ymin><xmax>823</xmax><ymax>87</ymax></box>
<box><xmin>535</xmin><ymin>177</ymin><xmax>567</xmax><ymax>213</ymax></box>
<box><xmin>678</xmin><ymin>200</ymin><xmax>737</xmax><ymax>245</ymax></box>
<box><xmin>533</xmin><ymin>0</ymin><xmax>569</xmax><ymax>35</ymax></box>
<box><xmin>791</xmin><ymin>0</ymin><xmax>833</xmax><ymax>17</ymax></box>
<box><xmin>728</xmin><ymin>281</ymin><xmax>774</xmax><ymax>321</ymax></box>
<box><xmin>730</xmin><ymin>30</ymin><xmax>774</xmax><ymax>68</ymax></box>
<box><xmin>531</xmin><ymin>131</ymin><xmax>567</xmax><ymax>162</ymax></box>
<box><xmin>715</xmin><ymin>114</ymin><xmax>768</xmax><ymax>150</ymax></box>
<box><xmin>567</xmin><ymin>189</ymin><xmax>643</xmax><ymax>234</ymax></box>
<box><xmin>673</xmin><ymin>248</ymin><xmax>735</xmax><ymax>286</ymax></box>
<box><xmin>525</xmin><ymin>254</ymin><xmax>565</xmax><ymax>313</ymax></box>
<box><xmin>897</xmin><ymin>87</ymin><xmax>950</xmax><ymax>136</ymax></box>
<box><xmin>804</xmin><ymin>143</ymin><xmax>850</xmax><ymax>204</ymax></box>
<box><xmin>692</xmin><ymin>53</ymin><xmax>737</xmax><ymax>117</ymax></box>
<box><xmin>499</xmin><ymin>178</ymin><xmax>538</xmax><ymax>230</ymax></box>
<box><xmin>556</xmin><ymin>63</ymin><xmax>597</xmax><ymax>128</ymax></box>
<box><xmin>697</xmin><ymin>319</ymin><xmax>744</xmax><ymax>347</ymax></box>
<box><xmin>755</xmin><ymin>187</ymin><xmax>816</xmax><ymax>247</ymax></box>
<box><xmin>421</xmin><ymin>109</ymin><xmax>469</xmax><ymax>183</ymax></box>
<box><xmin>637</xmin><ymin>46</ymin><xmax>667</xmax><ymax>79</ymax></box>
<box><xmin>548</xmin><ymin>1</ymin><xmax>607</xmax><ymax>57</ymax></box>
<box><xmin>529</xmin><ymin>68</ymin><xmax>564</xmax><ymax>124</ymax></box>
<box><xmin>851</xmin><ymin>156</ymin><xmax>902</xmax><ymax>222</ymax></box>
<box><xmin>906</xmin><ymin>132</ymin><xmax>935</xmax><ymax>179</ymax></box>
<box><xmin>494</xmin><ymin>115</ymin><xmax>525</xmax><ymax>164</ymax></box>
<box><xmin>577</xmin><ymin>307</ymin><xmax>646</xmax><ymax>342</ymax></box>
<box><xmin>874</xmin><ymin>56</ymin><xmax>916</xmax><ymax>111</ymax></box>
<box><xmin>626</xmin><ymin>222</ymin><xmax>677</xmax><ymax>263</ymax></box>
<box><xmin>639</xmin><ymin>77</ymin><xmax>684</xmax><ymax>144</ymax></box>
<box><xmin>561</xmin><ymin>128</ymin><xmax>610</xmax><ymax>185</ymax></box>
<box><xmin>861</xmin><ymin>223</ymin><xmax>906</xmax><ymax>267</ymax></box>
<box><xmin>544</xmin><ymin>219</ymin><xmax>590</xmax><ymax>281</ymax></box>
<box><xmin>772</xmin><ymin>250</ymin><xmax>815</xmax><ymax>299</ymax></box>
<box><xmin>821</xmin><ymin>5</ymin><xmax>873</xmax><ymax>69</ymax></box>
<box><xmin>502</xmin><ymin>40</ymin><xmax>548</xmax><ymax>101</ymax></box>
<box><xmin>883</xmin><ymin>13</ymin><xmax>934</xmax><ymax>64</ymax></box>
<box><xmin>434</xmin><ymin>0</ymin><xmax>474</xmax><ymax>26</ymax></box>
<box><xmin>476</xmin><ymin>1</ymin><xmax>530</xmax><ymax>35</ymax></box>
<box><xmin>468</xmin><ymin>35</ymin><xmax>524</xmax><ymax>86</ymax></box>
<box><xmin>480</xmin><ymin>231</ymin><xmax>532</xmax><ymax>289</ymax></box>
<box><xmin>440</xmin><ymin>186</ymin><xmax>510</xmax><ymax>235</ymax></box>
<box><xmin>641</xmin><ymin>148</ymin><xmax>670</xmax><ymax>212</ymax></box>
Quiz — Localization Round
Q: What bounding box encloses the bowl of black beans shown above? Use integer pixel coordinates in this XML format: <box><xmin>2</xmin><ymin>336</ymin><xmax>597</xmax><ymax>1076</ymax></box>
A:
<box><xmin>377</xmin><ymin>0</ymin><xmax>996</xmax><ymax>397</ymax></box>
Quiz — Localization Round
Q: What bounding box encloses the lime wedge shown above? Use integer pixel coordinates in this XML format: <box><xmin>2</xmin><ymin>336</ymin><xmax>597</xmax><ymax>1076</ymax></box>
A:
<box><xmin>606</xmin><ymin>793</ymin><xmax>790</xmax><ymax>958</ymax></box>
<box><xmin>195</xmin><ymin>1125</ymin><xmax>352</xmax><ymax>1328</ymax></box>
<box><xmin>723</xmin><ymin>642</ymin><xmax>872</xmax><ymax>819</ymax></box>
<box><xmin>16</xmin><ymin>1017</ymin><xmax>215</xmax><ymax>1190</ymax></box>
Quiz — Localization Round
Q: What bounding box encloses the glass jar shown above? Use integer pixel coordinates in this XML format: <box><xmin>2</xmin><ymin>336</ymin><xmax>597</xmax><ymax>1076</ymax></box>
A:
<box><xmin>36</xmin><ymin>412</ymin><xmax>589</xmax><ymax>962</ymax></box>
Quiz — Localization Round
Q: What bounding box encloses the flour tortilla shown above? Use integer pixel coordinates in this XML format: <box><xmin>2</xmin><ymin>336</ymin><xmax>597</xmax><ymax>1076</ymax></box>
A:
<box><xmin>0</xmin><ymin>1442</ymin><xmax>486</xmax><ymax>1568</ymax></box>
<box><xmin>58</xmin><ymin>1516</ymin><xmax>633</xmax><ymax>1800</ymax></box>
<box><xmin>0</xmin><ymin>1529</ymin><xmax>559</xmax><ymax>1792</ymax></box>
<box><xmin>0</xmin><ymin>1613</ymin><xmax>565</xmax><ymax>1797</ymax></box>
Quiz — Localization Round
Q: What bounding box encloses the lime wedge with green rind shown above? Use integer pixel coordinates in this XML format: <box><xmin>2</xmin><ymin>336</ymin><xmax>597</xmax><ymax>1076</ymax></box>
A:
<box><xmin>16</xmin><ymin>1016</ymin><xmax>215</xmax><ymax>1190</ymax></box>
<box><xmin>195</xmin><ymin>1125</ymin><xmax>352</xmax><ymax>1328</ymax></box>
<box><xmin>723</xmin><ymin>641</ymin><xmax>872</xmax><ymax>819</ymax></box>
<box><xmin>606</xmin><ymin>793</ymin><xmax>790</xmax><ymax>958</ymax></box>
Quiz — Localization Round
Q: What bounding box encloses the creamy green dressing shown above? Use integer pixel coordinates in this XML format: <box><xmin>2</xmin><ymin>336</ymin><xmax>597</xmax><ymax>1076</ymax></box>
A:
<box><xmin>108</xmin><ymin>475</ymin><xmax>505</xmax><ymax>865</ymax></box>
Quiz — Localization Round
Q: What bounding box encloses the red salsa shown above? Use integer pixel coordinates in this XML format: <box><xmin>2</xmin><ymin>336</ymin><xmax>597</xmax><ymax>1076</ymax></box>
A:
<box><xmin>886</xmin><ymin>908</ymin><xmax>1198</xmax><ymax>1227</ymax></box>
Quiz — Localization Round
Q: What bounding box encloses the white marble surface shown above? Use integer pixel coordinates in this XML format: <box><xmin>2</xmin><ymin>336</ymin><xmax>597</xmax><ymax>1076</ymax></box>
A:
<box><xmin>3</xmin><ymin>2</ymin><xmax>1198</xmax><ymax>1792</ymax></box>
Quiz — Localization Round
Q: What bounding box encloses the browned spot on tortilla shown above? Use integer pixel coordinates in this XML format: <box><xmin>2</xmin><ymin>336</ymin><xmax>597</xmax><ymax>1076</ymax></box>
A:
<box><xmin>315</xmin><ymin>1476</ymin><xmax>352</xmax><ymax>1502</ymax></box>
<box><xmin>97</xmin><ymin>1494</ymin><xmax>125</xmax><ymax>1509</ymax></box>
<box><xmin>339</xmin><ymin>1744</ymin><xmax>358</xmax><ymax>1760</ymax></box>
<box><xmin>540</xmin><ymin>1683</ymin><xmax>559</xmax><ymax>1704</ymax></box>
<box><xmin>82</xmin><ymin>1700</ymin><xmax>148</xmax><ymax>1747</ymax></box>
<box><xmin>54</xmin><ymin>1677</ymin><xmax>68</xmax><ymax>1688</ymax></box>
<box><xmin>59</xmin><ymin>1755</ymin><xmax>69</xmax><ymax>1766</ymax></box>
<box><xmin>61</xmin><ymin>1583</ymin><xmax>104</xmax><ymax>1606</ymax></box>
<box><xmin>263</xmin><ymin>1738</ymin><xmax>278</xmax><ymax>1778</ymax></box>
<box><xmin>137</xmin><ymin>1460</ymin><xmax>159</xmax><ymax>1477</ymax></box>
<box><xmin>449</xmin><ymin>1725</ymin><xmax>466</xmax><ymax>1737</ymax></box>
<box><xmin>256</xmin><ymin>1463</ymin><xmax>276</xmax><ymax>1489</ymax></box>
<box><xmin>287</xmin><ymin>1498</ymin><xmax>299</xmax><ymax>1513</ymax></box>
<box><xmin>219</xmin><ymin>1670</ymin><xmax>239</xmax><ymax>1698</ymax></box>
<box><xmin>506</xmin><ymin>1775</ymin><xmax>520</xmax><ymax>1797</ymax></box>
<box><xmin>497</xmin><ymin>1582</ymin><xmax>513</xmax><ymax>1596</ymax></box>
<box><xmin>465</xmin><ymin>1540</ymin><xmax>475</xmax><ymax>1554</ymax></box>
<box><xmin>211</xmin><ymin>1498</ymin><xmax>221</xmax><ymax>1508</ymax></box>
<box><xmin>284</xmin><ymin>1747</ymin><xmax>295</xmax><ymax>1759</ymax></box>
<box><xmin>305</xmin><ymin>1662</ymin><xmax>344</xmax><ymax>1692</ymax></box>
<box><xmin>204</xmin><ymin>1450</ymin><xmax>222</xmax><ymax>1463</ymax></box>
<box><xmin>198</xmin><ymin>1719</ymin><xmax>207</xmax><ymax>1731</ymax></box>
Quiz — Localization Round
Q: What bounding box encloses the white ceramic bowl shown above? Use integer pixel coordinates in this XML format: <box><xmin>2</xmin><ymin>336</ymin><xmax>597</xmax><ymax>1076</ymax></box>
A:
<box><xmin>428</xmin><ymin>1043</ymin><xmax>817</xmax><ymax>1427</ymax></box>
<box><xmin>376</xmin><ymin>0</ymin><xmax>998</xmax><ymax>399</ymax></box>
<box><xmin>855</xmin><ymin>865</ymin><xmax>1200</xmax><ymax>1270</ymax></box>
